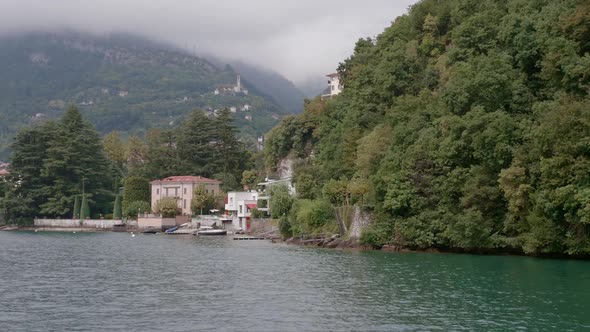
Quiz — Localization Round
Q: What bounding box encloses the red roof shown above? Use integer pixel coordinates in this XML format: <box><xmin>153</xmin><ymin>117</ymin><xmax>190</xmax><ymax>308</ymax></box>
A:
<box><xmin>326</xmin><ymin>73</ymin><xmax>339</xmax><ymax>78</ymax></box>
<box><xmin>150</xmin><ymin>175</ymin><xmax>221</xmax><ymax>184</ymax></box>
<box><xmin>0</xmin><ymin>169</ymin><xmax>9</xmax><ymax>176</ymax></box>
<box><xmin>246</xmin><ymin>203</ymin><xmax>257</xmax><ymax>209</ymax></box>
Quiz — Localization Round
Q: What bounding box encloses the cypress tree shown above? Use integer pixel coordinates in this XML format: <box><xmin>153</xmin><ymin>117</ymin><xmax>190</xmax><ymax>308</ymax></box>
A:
<box><xmin>80</xmin><ymin>194</ymin><xmax>90</xmax><ymax>220</ymax></box>
<box><xmin>113</xmin><ymin>194</ymin><xmax>122</xmax><ymax>219</ymax></box>
<box><xmin>73</xmin><ymin>195</ymin><xmax>80</xmax><ymax>219</ymax></box>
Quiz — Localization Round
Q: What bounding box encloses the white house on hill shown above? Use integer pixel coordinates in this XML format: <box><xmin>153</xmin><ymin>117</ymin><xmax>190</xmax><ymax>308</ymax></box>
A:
<box><xmin>321</xmin><ymin>73</ymin><xmax>342</xmax><ymax>99</ymax></box>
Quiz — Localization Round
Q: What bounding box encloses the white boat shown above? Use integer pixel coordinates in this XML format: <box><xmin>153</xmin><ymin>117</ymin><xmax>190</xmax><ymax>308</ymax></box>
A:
<box><xmin>167</xmin><ymin>223</ymin><xmax>193</xmax><ymax>234</ymax></box>
<box><xmin>194</xmin><ymin>226</ymin><xmax>227</xmax><ymax>236</ymax></box>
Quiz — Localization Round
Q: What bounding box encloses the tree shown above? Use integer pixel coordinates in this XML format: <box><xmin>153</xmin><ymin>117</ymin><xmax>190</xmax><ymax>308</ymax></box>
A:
<box><xmin>0</xmin><ymin>123</ymin><xmax>55</xmax><ymax>222</ymax></box>
<box><xmin>191</xmin><ymin>184</ymin><xmax>216</xmax><ymax>215</ymax></box>
<box><xmin>143</xmin><ymin>129</ymin><xmax>179</xmax><ymax>180</ymax></box>
<box><xmin>176</xmin><ymin>110</ymin><xmax>217</xmax><ymax>176</ymax></box>
<box><xmin>125</xmin><ymin>134</ymin><xmax>146</xmax><ymax>174</ymax></box>
<box><xmin>80</xmin><ymin>194</ymin><xmax>90</xmax><ymax>220</ymax></box>
<box><xmin>103</xmin><ymin>131</ymin><xmax>126</xmax><ymax>169</ymax></box>
<box><xmin>269</xmin><ymin>185</ymin><xmax>293</xmax><ymax>218</ymax></box>
<box><xmin>122</xmin><ymin>177</ymin><xmax>150</xmax><ymax>211</ymax></box>
<box><xmin>124</xmin><ymin>201</ymin><xmax>151</xmax><ymax>219</ymax></box>
<box><xmin>155</xmin><ymin>197</ymin><xmax>180</xmax><ymax>217</ymax></box>
<box><xmin>241</xmin><ymin>170</ymin><xmax>257</xmax><ymax>190</ymax></box>
<box><xmin>113</xmin><ymin>194</ymin><xmax>122</xmax><ymax>219</ymax></box>
<box><xmin>73</xmin><ymin>195</ymin><xmax>80</xmax><ymax>219</ymax></box>
<box><xmin>40</xmin><ymin>106</ymin><xmax>112</xmax><ymax>217</ymax></box>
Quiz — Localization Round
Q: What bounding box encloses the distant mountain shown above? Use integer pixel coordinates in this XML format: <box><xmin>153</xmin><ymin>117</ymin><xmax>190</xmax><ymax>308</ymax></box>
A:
<box><xmin>297</xmin><ymin>76</ymin><xmax>329</xmax><ymax>98</ymax></box>
<box><xmin>230</xmin><ymin>62</ymin><xmax>305</xmax><ymax>114</ymax></box>
<box><xmin>0</xmin><ymin>32</ymin><xmax>299</xmax><ymax>158</ymax></box>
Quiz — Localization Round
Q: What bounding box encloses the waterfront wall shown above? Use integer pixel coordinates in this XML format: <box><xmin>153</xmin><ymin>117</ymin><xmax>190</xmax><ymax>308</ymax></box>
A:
<box><xmin>34</xmin><ymin>219</ymin><xmax>122</xmax><ymax>229</ymax></box>
<box><xmin>137</xmin><ymin>217</ymin><xmax>176</xmax><ymax>230</ymax></box>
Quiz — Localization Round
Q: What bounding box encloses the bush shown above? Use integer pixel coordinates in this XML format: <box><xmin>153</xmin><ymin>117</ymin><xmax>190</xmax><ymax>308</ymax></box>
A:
<box><xmin>359</xmin><ymin>224</ymin><xmax>390</xmax><ymax>249</ymax></box>
<box><xmin>278</xmin><ymin>215</ymin><xmax>292</xmax><ymax>238</ymax></box>
<box><xmin>155</xmin><ymin>197</ymin><xmax>180</xmax><ymax>217</ymax></box>
<box><xmin>250</xmin><ymin>208</ymin><xmax>264</xmax><ymax>219</ymax></box>
<box><xmin>292</xmin><ymin>199</ymin><xmax>335</xmax><ymax>234</ymax></box>
<box><xmin>124</xmin><ymin>201</ymin><xmax>151</xmax><ymax>219</ymax></box>
<box><xmin>269</xmin><ymin>185</ymin><xmax>293</xmax><ymax>218</ymax></box>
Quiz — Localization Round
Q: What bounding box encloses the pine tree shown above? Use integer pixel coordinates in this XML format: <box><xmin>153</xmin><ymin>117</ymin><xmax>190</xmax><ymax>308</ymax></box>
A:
<box><xmin>176</xmin><ymin>110</ymin><xmax>217</xmax><ymax>176</ymax></box>
<box><xmin>40</xmin><ymin>106</ymin><xmax>112</xmax><ymax>217</ymax></box>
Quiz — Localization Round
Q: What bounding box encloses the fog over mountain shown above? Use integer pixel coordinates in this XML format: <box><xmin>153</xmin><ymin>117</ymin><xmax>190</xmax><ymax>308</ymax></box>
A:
<box><xmin>0</xmin><ymin>0</ymin><xmax>417</xmax><ymax>87</ymax></box>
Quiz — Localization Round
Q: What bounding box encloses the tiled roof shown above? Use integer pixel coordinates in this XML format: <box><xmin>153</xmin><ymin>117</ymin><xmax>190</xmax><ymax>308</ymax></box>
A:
<box><xmin>326</xmin><ymin>72</ymin><xmax>339</xmax><ymax>78</ymax></box>
<box><xmin>150</xmin><ymin>175</ymin><xmax>221</xmax><ymax>184</ymax></box>
<box><xmin>0</xmin><ymin>169</ymin><xmax>9</xmax><ymax>176</ymax></box>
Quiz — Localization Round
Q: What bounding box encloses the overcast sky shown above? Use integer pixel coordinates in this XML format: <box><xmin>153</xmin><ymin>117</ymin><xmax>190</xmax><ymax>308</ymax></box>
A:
<box><xmin>0</xmin><ymin>0</ymin><xmax>418</xmax><ymax>85</ymax></box>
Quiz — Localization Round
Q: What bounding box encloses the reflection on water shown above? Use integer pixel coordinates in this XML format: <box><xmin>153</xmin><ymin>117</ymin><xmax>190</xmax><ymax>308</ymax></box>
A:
<box><xmin>0</xmin><ymin>232</ymin><xmax>588</xmax><ymax>331</ymax></box>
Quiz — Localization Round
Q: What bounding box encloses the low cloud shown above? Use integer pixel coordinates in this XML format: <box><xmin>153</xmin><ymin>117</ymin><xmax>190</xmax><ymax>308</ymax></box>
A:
<box><xmin>0</xmin><ymin>0</ymin><xmax>417</xmax><ymax>84</ymax></box>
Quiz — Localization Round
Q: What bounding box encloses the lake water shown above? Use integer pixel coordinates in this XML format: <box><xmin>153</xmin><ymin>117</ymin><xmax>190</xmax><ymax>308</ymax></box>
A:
<box><xmin>0</xmin><ymin>231</ymin><xmax>588</xmax><ymax>331</ymax></box>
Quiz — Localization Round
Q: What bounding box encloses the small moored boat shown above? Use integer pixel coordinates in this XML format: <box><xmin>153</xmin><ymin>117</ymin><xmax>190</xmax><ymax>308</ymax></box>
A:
<box><xmin>194</xmin><ymin>226</ymin><xmax>227</xmax><ymax>236</ymax></box>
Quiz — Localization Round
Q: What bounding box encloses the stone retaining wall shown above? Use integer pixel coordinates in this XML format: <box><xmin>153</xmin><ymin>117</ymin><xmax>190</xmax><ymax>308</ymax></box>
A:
<box><xmin>34</xmin><ymin>219</ymin><xmax>122</xmax><ymax>229</ymax></box>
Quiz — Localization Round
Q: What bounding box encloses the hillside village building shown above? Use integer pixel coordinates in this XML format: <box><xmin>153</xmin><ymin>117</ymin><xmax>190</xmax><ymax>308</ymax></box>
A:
<box><xmin>225</xmin><ymin>191</ymin><xmax>259</xmax><ymax>232</ymax></box>
<box><xmin>214</xmin><ymin>75</ymin><xmax>249</xmax><ymax>95</ymax></box>
<box><xmin>321</xmin><ymin>73</ymin><xmax>342</xmax><ymax>99</ymax></box>
<box><xmin>150</xmin><ymin>176</ymin><xmax>221</xmax><ymax>215</ymax></box>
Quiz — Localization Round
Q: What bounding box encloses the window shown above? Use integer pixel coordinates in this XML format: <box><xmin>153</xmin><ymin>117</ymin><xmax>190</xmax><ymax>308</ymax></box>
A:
<box><xmin>156</xmin><ymin>188</ymin><xmax>159</xmax><ymax>195</ymax></box>
<box><xmin>184</xmin><ymin>199</ymin><xmax>186</xmax><ymax>209</ymax></box>
<box><xmin>239</xmin><ymin>205</ymin><xmax>243</xmax><ymax>213</ymax></box>
<box><xmin>184</xmin><ymin>188</ymin><xmax>187</xmax><ymax>195</ymax></box>
<box><xmin>175</xmin><ymin>188</ymin><xmax>178</xmax><ymax>196</ymax></box>
<box><xmin>230</xmin><ymin>197</ymin><xmax>233</xmax><ymax>206</ymax></box>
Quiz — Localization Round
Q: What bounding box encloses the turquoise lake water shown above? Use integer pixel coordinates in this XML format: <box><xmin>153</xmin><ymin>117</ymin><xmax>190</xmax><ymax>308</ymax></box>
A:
<box><xmin>0</xmin><ymin>231</ymin><xmax>588</xmax><ymax>331</ymax></box>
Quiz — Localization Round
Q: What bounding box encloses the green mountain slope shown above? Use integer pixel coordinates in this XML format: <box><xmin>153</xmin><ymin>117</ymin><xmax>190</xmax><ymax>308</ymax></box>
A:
<box><xmin>265</xmin><ymin>0</ymin><xmax>590</xmax><ymax>256</ymax></box>
<box><xmin>0</xmin><ymin>32</ymin><xmax>296</xmax><ymax>158</ymax></box>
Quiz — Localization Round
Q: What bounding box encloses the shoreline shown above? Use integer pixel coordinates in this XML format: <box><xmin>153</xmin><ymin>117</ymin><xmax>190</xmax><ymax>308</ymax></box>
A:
<box><xmin>278</xmin><ymin>236</ymin><xmax>590</xmax><ymax>260</ymax></box>
<box><xmin>4</xmin><ymin>226</ymin><xmax>588</xmax><ymax>260</ymax></box>
<box><xmin>2</xmin><ymin>226</ymin><xmax>114</xmax><ymax>233</ymax></box>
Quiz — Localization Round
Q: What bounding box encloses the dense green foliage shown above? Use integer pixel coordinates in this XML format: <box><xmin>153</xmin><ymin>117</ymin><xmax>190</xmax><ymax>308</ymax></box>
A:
<box><xmin>191</xmin><ymin>184</ymin><xmax>218</xmax><ymax>215</ymax></box>
<box><xmin>122</xmin><ymin>177</ymin><xmax>150</xmax><ymax>210</ymax></box>
<box><xmin>113</xmin><ymin>194</ymin><xmax>122</xmax><ymax>219</ymax></box>
<box><xmin>269</xmin><ymin>185</ymin><xmax>293</xmax><ymax>219</ymax></box>
<box><xmin>124</xmin><ymin>201</ymin><xmax>151</xmax><ymax>219</ymax></box>
<box><xmin>0</xmin><ymin>106</ymin><xmax>112</xmax><ymax>221</ymax></box>
<box><xmin>265</xmin><ymin>0</ymin><xmax>590</xmax><ymax>256</ymax></box>
<box><xmin>156</xmin><ymin>197</ymin><xmax>181</xmax><ymax>217</ymax></box>
<box><xmin>136</xmin><ymin>109</ymin><xmax>252</xmax><ymax>190</ymax></box>
<box><xmin>72</xmin><ymin>195</ymin><xmax>80</xmax><ymax>219</ymax></box>
<box><xmin>0</xmin><ymin>32</ymin><xmax>301</xmax><ymax>159</ymax></box>
<box><xmin>80</xmin><ymin>194</ymin><xmax>90</xmax><ymax>220</ymax></box>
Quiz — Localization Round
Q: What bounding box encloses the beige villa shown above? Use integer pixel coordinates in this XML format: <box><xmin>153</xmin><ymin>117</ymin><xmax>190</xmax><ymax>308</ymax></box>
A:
<box><xmin>150</xmin><ymin>175</ymin><xmax>221</xmax><ymax>215</ymax></box>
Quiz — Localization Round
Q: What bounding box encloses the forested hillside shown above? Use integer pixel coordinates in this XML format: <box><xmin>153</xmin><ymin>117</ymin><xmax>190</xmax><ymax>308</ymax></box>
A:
<box><xmin>265</xmin><ymin>0</ymin><xmax>590</xmax><ymax>256</ymax></box>
<box><xmin>0</xmin><ymin>32</ymin><xmax>300</xmax><ymax>158</ymax></box>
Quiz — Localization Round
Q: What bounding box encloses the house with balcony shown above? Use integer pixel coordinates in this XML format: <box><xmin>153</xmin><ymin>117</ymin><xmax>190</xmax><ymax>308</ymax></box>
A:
<box><xmin>321</xmin><ymin>73</ymin><xmax>342</xmax><ymax>99</ymax></box>
<box><xmin>224</xmin><ymin>191</ymin><xmax>259</xmax><ymax>232</ymax></box>
<box><xmin>150</xmin><ymin>175</ymin><xmax>221</xmax><ymax>216</ymax></box>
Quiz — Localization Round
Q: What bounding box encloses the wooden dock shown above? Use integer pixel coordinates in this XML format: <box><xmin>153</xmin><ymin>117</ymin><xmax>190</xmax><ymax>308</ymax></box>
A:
<box><xmin>233</xmin><ymin>237</ymin><xmax>267</xmax><ymax>240</ymax></box>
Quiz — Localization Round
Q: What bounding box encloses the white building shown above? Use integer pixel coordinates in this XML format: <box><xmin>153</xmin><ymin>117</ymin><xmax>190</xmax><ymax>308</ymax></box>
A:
<box><xmin>224</xmin><ymin>191</ymin><xmax>259</xmax><ymax>232</ymax></box>
<box><xmin>150</xmin><ymin>176</ymin><xmax>221</xmax><ymax>215</ymax></box>
<box><xmin>321</xmin><ymin>73</ymin><xmax>342</xmax><ymax>99</ymax></box>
